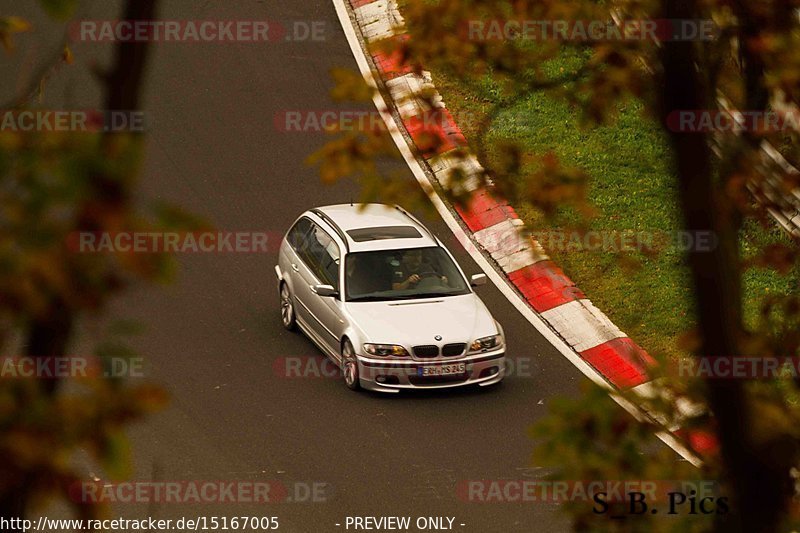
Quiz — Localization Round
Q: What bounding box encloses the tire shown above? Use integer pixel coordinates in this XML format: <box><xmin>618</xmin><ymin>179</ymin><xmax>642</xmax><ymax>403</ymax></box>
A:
<box><xmin>341</xmin><ymin>339</ymin><xmax>361</xmax><ymax>391</ymax></box>
<box><xmin>280</xmin><ymin>282</ymin><xmax>296</xmax><ymax>331</ymax></box>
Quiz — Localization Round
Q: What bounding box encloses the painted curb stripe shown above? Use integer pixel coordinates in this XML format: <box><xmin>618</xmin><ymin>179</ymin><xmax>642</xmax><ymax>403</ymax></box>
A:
<box><xmin>370</xmin><ymin>34</ymin><xmax>412</xmax><ymax>80</ymax></box>
<box><xmin>630</xmin><ymin>379</ymin><xmax>716</xmax><ymax>455</ymax></box>
<box><xmin>507</xmin><ymin>261</ymin><xmax>583</xmax><ymax>313</ymax></box>
<box><xmin>454</xmin><ymin>188</ymin><xmax>515</xmax><ymax>232</ymax></box>
<box><xmin>674</xmin><ymin>429</ymin><xmax>719</xmax><ymax>456</ymax></box>
<box><xmin>354</xmin><ymin>0</ymin><xmax>403</xmax><ymax>42</ymax></box>
<box><xmin>404</xmin><ymin>109</ymin><xmax>467</xmax><ymax>157</ymax></box>
<box><xmin>473</xmin><ymin>220</ymin><xmax>531</xmax><ymax>270</ymax></box>
<box><xmin>428</xmin><ymin>151</ymin><xmax>483</xmax><ymax>193</ymax></box>
<box><xmin>580</xmin><ymin>337</ymin><xmax>656</xmax><ymax>389</ymax></box>
<box><xmin>541</xmin><ymin>299</ymin><xmax>626</xmax><ymax>353</ymax></box>
<box><xmin>474</xmin><ymin>219</ymin><xmax>547</xmax><ymax>273</ymax></box>
<box><xmin>386</xmin><ymin>72</ymin><xmax>442</xmax><ymax>119</ymax></box>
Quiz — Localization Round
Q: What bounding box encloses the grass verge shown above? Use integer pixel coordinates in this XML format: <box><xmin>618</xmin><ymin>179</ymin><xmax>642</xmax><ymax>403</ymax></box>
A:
<box><xmin>426</xmin><ymin>59</ymin><xmax>798</xmax><ymax>362</ymax></box>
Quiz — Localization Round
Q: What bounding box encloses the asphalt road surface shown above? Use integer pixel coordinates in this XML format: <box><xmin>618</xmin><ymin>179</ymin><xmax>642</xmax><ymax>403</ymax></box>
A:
<box><xmin>3</xmin><ymin>1</ymin><xmax>677</xmax><ymax>531</ymax></box>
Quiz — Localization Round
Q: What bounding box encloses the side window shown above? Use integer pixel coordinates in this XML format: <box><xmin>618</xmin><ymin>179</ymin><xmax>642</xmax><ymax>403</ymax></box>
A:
<box><xmin>287</xmin><ymin>217</ymin><xmax>313</xmax><ymax>253</ymax></box>
<box><xmin>320</xmin><ymin>236</ymin><xmax>341</xmax><ymax>290</ymax></box>
<box><xmin>300</xmin><ymin>224</ymin><xmax>341</xmax><ymax>289</ymax></box>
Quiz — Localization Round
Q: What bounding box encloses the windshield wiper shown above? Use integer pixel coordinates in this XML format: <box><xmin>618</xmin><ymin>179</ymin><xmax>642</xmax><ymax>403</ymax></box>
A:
<box><xmin>347</xmin><ymin>295</ymin><xmax>403</xmax><ymax>302</ymax></box>
<box><xmin>399</xmin><ymin>291</ymin><xmax>457</xmax><ymax>299</ymax></box>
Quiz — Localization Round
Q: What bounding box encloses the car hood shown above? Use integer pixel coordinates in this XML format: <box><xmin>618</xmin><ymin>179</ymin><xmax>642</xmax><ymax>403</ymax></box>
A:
<box><xmin>345</xmin><ymin>293</ymin><xmax>497</xmax><ymax>347</ymax></box>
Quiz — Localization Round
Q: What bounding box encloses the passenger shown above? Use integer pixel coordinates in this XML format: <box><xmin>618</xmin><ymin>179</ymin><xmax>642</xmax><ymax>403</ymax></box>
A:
<box><xmin>347</xmin><ymin>255</ymin><xmax>388</xmax><ymax>296</ymax></box>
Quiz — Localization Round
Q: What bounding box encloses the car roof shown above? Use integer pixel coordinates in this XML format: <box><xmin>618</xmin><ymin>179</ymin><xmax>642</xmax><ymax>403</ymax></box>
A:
<box><xmin>308</xmin><ymin>203</ymin><xmax>439</xmax><ymax>252</ymax></box>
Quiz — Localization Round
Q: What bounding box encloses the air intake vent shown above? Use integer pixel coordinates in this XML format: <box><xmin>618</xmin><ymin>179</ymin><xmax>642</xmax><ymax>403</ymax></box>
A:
<box><xmin>413</xmin><ymin>345</ymin><xmax>439</xmax><ymax>358</ymax></box>
<box><xmin>442</xmin><ymin>343</ymin><xmax>466</xmax><ymax>357</ymax></box>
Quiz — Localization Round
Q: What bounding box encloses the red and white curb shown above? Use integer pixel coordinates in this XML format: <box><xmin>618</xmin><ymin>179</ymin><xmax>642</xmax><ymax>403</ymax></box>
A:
<box><xmin>334</xmin><ymin>0</ymin><xmax>717</xmax><ymax>463</ymax></box>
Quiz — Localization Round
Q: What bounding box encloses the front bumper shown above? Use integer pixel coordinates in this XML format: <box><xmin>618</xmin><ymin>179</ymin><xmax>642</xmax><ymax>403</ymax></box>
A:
<box><xmin>355</xmin><ymin>349</ymin><xmax>506</xmax><ymax>392</ymax></box>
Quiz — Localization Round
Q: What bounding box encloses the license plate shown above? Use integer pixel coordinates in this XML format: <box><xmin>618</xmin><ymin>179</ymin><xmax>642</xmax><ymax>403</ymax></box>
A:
<box><xmin>418</xmin><ymin>363</ymin><xmax>466</xmax><ymax>376</ymax></box>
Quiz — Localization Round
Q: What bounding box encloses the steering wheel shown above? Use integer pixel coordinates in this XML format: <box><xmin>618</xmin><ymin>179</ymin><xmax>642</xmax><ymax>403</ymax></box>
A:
<box><xmin>415</xmin><ymin>271</ymin><xmax>447</xmax><ymax>290</ymax></box>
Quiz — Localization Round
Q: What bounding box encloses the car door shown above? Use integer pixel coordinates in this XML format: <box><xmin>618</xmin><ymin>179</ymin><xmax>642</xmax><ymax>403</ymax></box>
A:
<box><xmin>299</xmin><ymin>224</ymin><xmax>346</xmax><ymax>355</ymax></box>
<box><xmin>283</xmin><ymin>217</ymin><xmax>316</xmax><ymax>327</ymax></box>
<box><xmin>314</xmin><ymin>235</ymin><xmax>347</xmax><ymax>355</ymax></box>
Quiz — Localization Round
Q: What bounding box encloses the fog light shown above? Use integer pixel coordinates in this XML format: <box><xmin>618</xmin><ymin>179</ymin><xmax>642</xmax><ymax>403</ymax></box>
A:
<box><xmin>479</xmin><ymin>366</ymin><xmax>499</xmax><ymax>378</ymax></box>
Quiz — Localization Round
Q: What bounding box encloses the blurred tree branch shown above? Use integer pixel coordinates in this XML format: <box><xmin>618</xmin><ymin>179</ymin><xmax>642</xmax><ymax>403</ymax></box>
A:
<box><xmin>0</xmin><ymin>0</ymin><xmax>178</xmax><ymax>530</ymax></box>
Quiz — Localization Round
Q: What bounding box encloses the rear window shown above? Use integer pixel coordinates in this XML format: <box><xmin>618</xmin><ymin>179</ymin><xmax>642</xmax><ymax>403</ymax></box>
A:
<box><xmin>346</xmin><ymin>226</ymin><xmax>422</xmax><ymax>242</ymax></box>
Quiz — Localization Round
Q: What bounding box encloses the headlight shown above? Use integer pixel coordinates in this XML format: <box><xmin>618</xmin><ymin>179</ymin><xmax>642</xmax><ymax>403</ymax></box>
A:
<box><xmin>363</xmin><ymin>343</ymin><xmax>409</xmax><ymax>357</ymax></box>
<box><xmin>469</xmin><ymin>334</ymin><xmax>503</xmax><ymax>353</ymax></box>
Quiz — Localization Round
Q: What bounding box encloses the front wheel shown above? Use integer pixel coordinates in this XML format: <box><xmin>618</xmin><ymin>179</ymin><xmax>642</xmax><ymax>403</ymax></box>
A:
<box><xmin>341</xmin><ymin>340</ymin><xmax>361</xmax><ymax>391</ymax></box>
<box><xmin>280</xmin><ymin>283</ymin><xmax>296</xmax><ymax>331</ymax></box>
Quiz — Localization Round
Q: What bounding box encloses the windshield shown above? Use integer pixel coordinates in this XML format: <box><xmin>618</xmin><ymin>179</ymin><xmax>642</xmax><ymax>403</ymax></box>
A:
<box><xmin>345</xmin><ymin>247</ymin><xmax>470</xmax><ymax>302</ymax></box>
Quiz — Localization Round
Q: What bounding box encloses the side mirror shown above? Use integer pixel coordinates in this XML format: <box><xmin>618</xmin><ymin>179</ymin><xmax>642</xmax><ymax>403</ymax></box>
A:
<box><xmin>311</xmin><ymin>284</ymin><xmax>339</xmax><ymax>297</ymax></box>
<box><xmin>470</xmin><ymin>273</ymin><xmax>487</xmax><ymax>287</ymax></box>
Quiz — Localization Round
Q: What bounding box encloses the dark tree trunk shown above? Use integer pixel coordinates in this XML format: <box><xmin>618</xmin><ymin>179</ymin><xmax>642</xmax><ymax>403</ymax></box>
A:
<box><xmin>24</xmin><ymin>299</ymin><xmax>74</xmax><ymax>396</ymax></box>
<box><xmin>0</xmin><ymin>1</ymin><xmax>158</xmax><ymax>530</ymax></box>
<box><xmin>104</xmin><ymin>0</ymin><xmax>158</xmax><ymax>112</ymax></box>
<box><xmin>659</xmin><ymin>0</ymin><xmax>788</xmax><ymax>531</ymax></box>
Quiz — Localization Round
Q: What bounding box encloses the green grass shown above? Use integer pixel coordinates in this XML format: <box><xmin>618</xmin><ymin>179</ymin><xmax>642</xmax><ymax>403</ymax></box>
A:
<box><xmin>428</xmin><ymin>64</ymin><xmax>799</xmax><ymax>362</ymax></box>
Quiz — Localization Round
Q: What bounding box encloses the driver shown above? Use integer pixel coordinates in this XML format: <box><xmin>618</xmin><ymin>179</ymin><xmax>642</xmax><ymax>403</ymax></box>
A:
<box><xmin>392</xmin><ymin>249</ymin><xmax>448</xmax><ymax>290</ymax></box>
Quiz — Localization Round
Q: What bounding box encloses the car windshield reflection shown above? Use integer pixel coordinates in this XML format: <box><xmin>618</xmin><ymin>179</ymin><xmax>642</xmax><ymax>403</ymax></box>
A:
<box><xmin>345</xmin><ymin>247</ymin><xmax>470</xmax><ymax>302</ymax></box>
